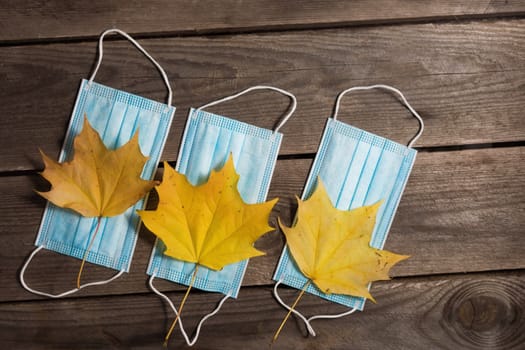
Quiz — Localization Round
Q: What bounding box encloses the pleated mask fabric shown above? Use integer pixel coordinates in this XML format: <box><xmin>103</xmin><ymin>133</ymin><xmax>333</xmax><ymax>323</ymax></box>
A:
<box><xmin>274</xmin><ymin>85</ymin><xmax>424</xmax><ymax>311</ymax></box>
<box><xmin>20</xmin><ymin>29</ymin><xmax>175</xmax><ymax>298</ymax></box>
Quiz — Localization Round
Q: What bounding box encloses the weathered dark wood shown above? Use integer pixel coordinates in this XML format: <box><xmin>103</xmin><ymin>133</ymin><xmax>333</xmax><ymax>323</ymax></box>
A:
<box><xmin>2</xmin><ymin>4</ymin><xmax>524</xmax><ymax>348</ymax></box>
<box><xmin>1</xmin><ymin>19</ymin><xmax>524</xmax><ymax>172</ymax></box>
<box><xmin>1</xmin><ymin>271</ymin><xmax>523</xmax><ymax>349</ymax></box>
<box><xmin>3</xmin><ymin>147</ymin><xmax>524</xmax><ymax>302</ymax></box>
<box><xmin>1</xmin><ymin>1</ymin><xmax>524</xmax><ymax>43</ymax></box>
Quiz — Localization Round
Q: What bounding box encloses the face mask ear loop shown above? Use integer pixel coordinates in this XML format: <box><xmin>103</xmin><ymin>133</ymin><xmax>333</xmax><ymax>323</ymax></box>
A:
<box><xmin>306</xmin><ymin>307</ymin><xmax>358</xmax><ymax>328</ymax></box>
<box><xmin>148</xmin><ymin>272</ymin><xmax>231</xmax><ymax>347</ymax></box>
<box><xmin>333</xmin><ymin>84</ymin><xmax>424</xmax><ymax>148</ymax></box>
<box><xmin>20</xmin><ymin>245</ymin><xmax>125</xmax><ymax>298</ymax></box>
<box><xmin>186</xmin><ymin>292</ymin><xmax>231</xmax><ymax>346</ymax></box>
<box><xmin>273</xmin><ymin>279</ymin><xmax>317</xmax><ymax>336</ymax></box>
<box><xmin>88</xmin><ymin>28</ymin><xmax>173</xmax><ymax>107</ymax></box>
<box><xmin>196</xmin><ymin>85</ymin><xmax>297</xmax><ymax>133</ymax></box>
<box><xmin>273</xmin><ymin>280</ymin><xmax>359</xmax><ymax>336</ymax></box>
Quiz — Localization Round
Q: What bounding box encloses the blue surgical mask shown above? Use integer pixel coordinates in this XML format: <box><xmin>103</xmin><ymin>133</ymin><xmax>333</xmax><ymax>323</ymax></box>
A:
<box><xmin>20</xmin><ymin>29</ymin><xmax>175</xmax><ymax>298</ymax></box>
<box><xmin>147</xmin><ymin>86</ymin><xmax>296</xmax><ymax>346</ymax></box>
<box><xmin>273</xmin><ymin>84</ymin><xmax>424</xmax><ymax>335</ymax></box>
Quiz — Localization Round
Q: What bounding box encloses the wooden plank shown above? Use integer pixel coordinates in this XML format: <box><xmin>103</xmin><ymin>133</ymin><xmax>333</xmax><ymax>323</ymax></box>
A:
<box><xmin>1</xmin><ymin>1</ymin><xmax>525</xmax><ymax>43</ymax></box>
<box><xmin>2</xmin><ymin>147</ymin><xmax>524</xmax><ymax>302</ymax></box>
<box><xmin>1</xmin><ymin>271</ymin><xmax>523</xmax><ymax>349</ymax></box>
<box><xmin>1</xmin><ymin>19</ymin><xmax>524</xmax><ymax>172</ymax></box>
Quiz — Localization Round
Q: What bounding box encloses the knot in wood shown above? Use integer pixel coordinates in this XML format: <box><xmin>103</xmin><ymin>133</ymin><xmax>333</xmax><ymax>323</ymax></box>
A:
<box><xmin>442</xmin><ymin>278</ymin><xmax>525</xmax><ymax>349</ymax></box>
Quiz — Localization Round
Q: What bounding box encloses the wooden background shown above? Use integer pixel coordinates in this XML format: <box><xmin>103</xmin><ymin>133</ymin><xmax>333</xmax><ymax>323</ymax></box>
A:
<box><xmin>1</xmin><ymin>1</ymin><xmax>524</xmax><ymax>349</ymax></box>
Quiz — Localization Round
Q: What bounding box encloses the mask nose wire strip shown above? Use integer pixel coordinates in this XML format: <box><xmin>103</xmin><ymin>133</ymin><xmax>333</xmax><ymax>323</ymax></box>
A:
<box><xmin>273</xmin><ymin>279</ymin><xmax>358</xmax><ymax>336</ymax></box>
<box><xmin>148</xmin><ymin>273</ymin><xmax>231</xmax><ymax>347</ymax></box>
<box><xmin>88</xmin><ymin>28</ymin><xmax>173</xmax><ymax>107</ymax></box>
<box><xmin>196</xmin><ymin>85</ymin><xmax>297</xmax><ymax>133</ymax></box>
<box><xmin>332</xmin><ymin>84</ymin><xmax>424</xmax><ymax>148</ymax></box>
<box><xmin>19</xmin><ymin>245</ymin><xmax>125</xmax><ymax>298</ymax></box>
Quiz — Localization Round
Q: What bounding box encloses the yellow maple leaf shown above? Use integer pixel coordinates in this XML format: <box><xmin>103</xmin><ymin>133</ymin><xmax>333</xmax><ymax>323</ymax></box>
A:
<box><xmin>37</xmin><ymin>116</ymin><xmax>156</xmax><ymax>218</ymax></box>
<box><xmin>279</xmin><ymin>178</ymin><xmax>409</xmax><ymax>302</ymax></box>
<box><xmin>138</xmin><ymin>155</ymin><xmax>277</xmax><ymax>345</ymax></box>
<box><xmin>273</xmin><ymin>178</ymin><xmax>409</xmax><ymax>342</ymax></box>
<box><xmin>138</xmin><ymin>154</ymin><xmax>278</xmax><ymax>271</ymax></box>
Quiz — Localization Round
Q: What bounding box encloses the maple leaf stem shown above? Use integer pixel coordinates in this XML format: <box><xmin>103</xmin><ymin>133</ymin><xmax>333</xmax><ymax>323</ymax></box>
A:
<box><xmin>272</xmin><ymin>279</ymin><xmax>311</xmax><ymax>343</ymax></box>
<box><xmin>163</xmin><ymin>265</ymin><xmax>199</xmax><ymax>347</ymax></box>
<box><xmin>76</xmin><ymin>217</ymin><xmax>102</xmax><ymax>289</ymax></box>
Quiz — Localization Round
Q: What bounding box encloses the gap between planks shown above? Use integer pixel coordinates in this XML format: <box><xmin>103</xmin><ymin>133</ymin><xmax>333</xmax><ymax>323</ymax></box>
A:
<box><xmin>1</xmin><ymin>0</ymin><xmax>525</xmax><ymax>44</ymax></box>
<box><xmin>2</xmin><ymin>147</ymin><xmax>524</xmax><ymax>302</ymax></box>
<box><xmin>1</xmin><ymin>270</ymin><xmax>524</xmax><ymax>349</ymax></box>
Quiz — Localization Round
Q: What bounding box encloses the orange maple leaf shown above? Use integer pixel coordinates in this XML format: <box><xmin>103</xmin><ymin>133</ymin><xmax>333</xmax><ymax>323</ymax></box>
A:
<box><xmin>37</xmin><ymin>115</ymin><xmax>156</xmax><ymax>287</ymax></box>
<box><xmin>38</xmin><ymin>116</ymin><xmax>156</xmax><ymax>217</ymax></box>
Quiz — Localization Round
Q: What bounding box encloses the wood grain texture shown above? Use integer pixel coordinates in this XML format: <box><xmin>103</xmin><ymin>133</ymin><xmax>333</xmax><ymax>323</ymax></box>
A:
<box><xmin>1</xmin><ymin>271</ymin><xmax>523</xmax><ymax>349</ymax></box>
<box><xmin>2</xmin><ymin>4</ymin><xmax>524</xmax><ymax>349</ymax></box>
<box><xmin>1</xmin><ymin>19</ymin><xmax>524</xmax><ymax>172</ymax></box>
<box><xmin>1</xmin><ymin>0</ymin><xmax>524</xmax><ymax>42</ymax></box>
<box><xmin>3</xmin><ymin>147</ymin><xmax>524</xmax><ymax>302</ymax></box>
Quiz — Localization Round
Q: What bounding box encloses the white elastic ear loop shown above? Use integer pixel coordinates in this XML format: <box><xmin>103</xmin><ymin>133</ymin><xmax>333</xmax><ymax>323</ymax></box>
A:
<box><xmin>273</xmin><ymin>279</ymin><xmax>358</xmax><ymax>337</ymax></box>
<box><xmin>196</xmin><ymin>85</ymin><xmax>297</xmax><ymax>133</ymax></box>
<box><xmin>148</xmin><ymin>273</ymin><xmax>231</xmax><ymax>347</ymax></box>
<box><xmin>88</xmin><ymin>28</ymin><xmax>173</xmax><ymax>107</ymax></box>
<box><xmin>20</xmin><ymin>245</ymin><xmax>125</xmax><ymax>298</ymax></box>
<box><xmin>307</xmin><ymin>307</ymin><xmax>357</xmax><ymax>324</ymax></box>
<box><xmin>333</xmin><ymin>84</ymin><xmax>424</xmax><ymax>148</ymax></box>
<box><xmin>273</xmin><ymin>279</ymin><xmax>316</xmax><ymax>335</ymax></box>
